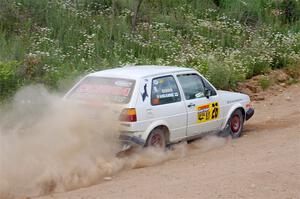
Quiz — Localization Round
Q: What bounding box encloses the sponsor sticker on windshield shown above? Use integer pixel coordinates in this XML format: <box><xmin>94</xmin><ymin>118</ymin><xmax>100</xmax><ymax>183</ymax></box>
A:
<box><xmin>77</xmin><ymin>84</ymin><xmax>131</xmax><ymax>96</ymax></box>
<box><xmin>69</xmin><ymin>76</ymin><xmax>135</xmax><ymax>104</ymax></box>
<box><xmin>115</xmin><ymin>80</ymin><xmax>133</xmax><ymax>87</ymax></box>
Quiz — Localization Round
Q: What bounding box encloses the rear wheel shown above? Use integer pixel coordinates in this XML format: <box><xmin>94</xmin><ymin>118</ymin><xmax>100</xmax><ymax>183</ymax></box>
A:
<box><xmin>146</xmin><ymin>128</ymin><xmax>166</xmax><ymax>148</ymax></box>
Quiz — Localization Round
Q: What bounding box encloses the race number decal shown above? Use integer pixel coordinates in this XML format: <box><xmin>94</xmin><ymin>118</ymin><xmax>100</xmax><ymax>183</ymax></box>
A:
<box><xmin>196</xmin><ymin>102</ymin><xmax>219</xmax><ymax>123</ymax></box>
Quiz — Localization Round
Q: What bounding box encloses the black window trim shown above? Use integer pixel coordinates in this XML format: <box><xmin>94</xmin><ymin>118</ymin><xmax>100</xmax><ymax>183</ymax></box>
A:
<box><xmin>151</xmin><ymin>75</ymin><xmax>182</xmax><ymax>106</ymax></box>
<box><xmin>200</xmin><ymin>75</ymin><xmax>217</xmax><ymax>96</ymax></box>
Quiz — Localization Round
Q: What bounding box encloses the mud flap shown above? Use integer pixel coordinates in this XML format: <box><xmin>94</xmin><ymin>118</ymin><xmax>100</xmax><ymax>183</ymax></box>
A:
<box><xmin>217</xmin><ymin>123</ymin><xmax>231</xmax><ymax>137</ymax></box>
<box><xmin>116</xmin><ymin>145</ymin><xmax>142</xmax><ymax>157</ymax></box>
<box><xmin>117</xmin><ymin>134</ymin><xmax>145</xmax><ymax>157</ymax></box>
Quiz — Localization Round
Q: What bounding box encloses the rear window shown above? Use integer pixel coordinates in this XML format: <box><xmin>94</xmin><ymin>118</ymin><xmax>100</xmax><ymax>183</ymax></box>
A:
<box><xmin>67</xmin><ymin>76</ymin><xmax>135</xmax><ymax>104</ymax></box>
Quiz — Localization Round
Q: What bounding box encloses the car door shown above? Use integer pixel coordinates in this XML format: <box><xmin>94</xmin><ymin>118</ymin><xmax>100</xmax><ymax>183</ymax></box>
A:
<box><xmin>176</xmin><ymin>73</ymin><xmax>221</xmax><ymax>137</ymax></box>
<box><xmin>150</xmin><ymin>75</ymin><xmax>187</xmax><ymax>142</ymax></box>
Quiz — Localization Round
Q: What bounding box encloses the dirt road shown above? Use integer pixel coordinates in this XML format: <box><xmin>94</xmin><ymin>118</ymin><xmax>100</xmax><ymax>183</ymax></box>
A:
<box><xmin>39</xmin><ymin>84</ymin><xmax>300</xmax><ymax>199</ymax></box>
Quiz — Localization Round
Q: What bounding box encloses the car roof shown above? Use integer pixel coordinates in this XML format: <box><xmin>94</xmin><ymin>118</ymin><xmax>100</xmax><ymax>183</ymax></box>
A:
<box><xmin>88</xmin><ymin>65</ymin><xmax>195</xmax><ymax>80</ymax></box>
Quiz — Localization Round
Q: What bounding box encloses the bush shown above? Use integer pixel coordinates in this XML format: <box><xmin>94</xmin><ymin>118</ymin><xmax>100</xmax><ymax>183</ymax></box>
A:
<box><xmin>0</xmin><ymin>0</ymin><xmax>300</xmax><ymax>101</ymax></box>
<box><xmin>206</xmin><ymin>61</ymin><xmax>231</xmax><ymax>90</ymax></box>
<box><xmin>259</xmin><ymin>76</ymin><xmax>271</xmax><ymax>90</ymax></box>
<box><xmin>285</xmin><ymin>62</ymin><xmax>300</xmax><ymax>79</ymax></box>
<box><xmin>0</xmin><ymin>61</ymin><xmax>23</xmax><ymax>100</ymax></box>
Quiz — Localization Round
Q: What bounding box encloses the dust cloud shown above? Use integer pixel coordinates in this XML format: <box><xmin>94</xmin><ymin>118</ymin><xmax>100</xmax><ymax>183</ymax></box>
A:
<box><xmin>188</xmin><ymin>135</ymin><xmax>229</xmax><ymax>152</ymax></box>
<box><xmin>0</xmin><ymin>85</ymin><xmax>123</xmax><ymax>198</ymax></box>
<box><xmin>0</xmin><ymin>85</ymin><xmax>229</xmax><ymax>199</ymax></box>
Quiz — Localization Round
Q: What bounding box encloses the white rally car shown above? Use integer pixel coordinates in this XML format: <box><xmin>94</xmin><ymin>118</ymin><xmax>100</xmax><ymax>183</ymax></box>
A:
<box><xmin>65</xmin><ymin>65</ymin><xmax>254</xmax><ymax>148</ymax></box>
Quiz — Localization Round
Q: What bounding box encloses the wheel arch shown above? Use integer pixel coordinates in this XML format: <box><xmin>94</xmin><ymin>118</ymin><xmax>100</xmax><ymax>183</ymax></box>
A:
<box><xmin>144</xmin><ymin>120</ymin><xmax>170</xmax><ymax>144</ymax></box>
<box><xmin>221</xmin><ymin>104</ymin><xmax>246</xmax><ymax>130</ymax></box>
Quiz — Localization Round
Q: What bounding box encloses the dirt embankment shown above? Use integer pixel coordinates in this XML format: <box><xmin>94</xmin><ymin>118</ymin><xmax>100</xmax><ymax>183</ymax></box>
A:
<box><xmin>34</xmin><ymin>83</ymin><xmax>300</xmax><ymax>199</ymax></box>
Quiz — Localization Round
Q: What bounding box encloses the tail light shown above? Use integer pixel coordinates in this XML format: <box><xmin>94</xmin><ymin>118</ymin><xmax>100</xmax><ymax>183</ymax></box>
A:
<box><xmin>119</xmin><ymin>108</ymin><xmax>137</xmax><ymax>122</ymax></box>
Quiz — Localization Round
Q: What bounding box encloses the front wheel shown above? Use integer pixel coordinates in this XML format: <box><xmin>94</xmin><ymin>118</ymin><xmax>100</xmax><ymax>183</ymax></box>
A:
<box><xmin>219</xmin><ymin>109</ymin><xmax>244</xmax><ymax>138</ymax></box>
<box><xmin>146</xmin><ymin>128</ymin><xmax>166</xmax><ymax>148</ymax></box>
<box><xmin>229</xmin><ymin>109</ymin><xmax>244</xmax><ymax>138</ymax></box>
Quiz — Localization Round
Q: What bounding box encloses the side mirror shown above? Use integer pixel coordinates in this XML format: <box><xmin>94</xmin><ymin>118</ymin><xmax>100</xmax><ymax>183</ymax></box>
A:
<box><xmin>204</xmin><ymin>88</ymin><xmax>211</xmax><ymax>98</ymax></box>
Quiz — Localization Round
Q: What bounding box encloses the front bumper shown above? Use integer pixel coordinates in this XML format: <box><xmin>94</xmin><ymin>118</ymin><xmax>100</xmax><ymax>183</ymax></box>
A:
<box><xmin>246</xmin><ymin>108</ymin><xmax>254</xmax><ymax>121</ymax></box>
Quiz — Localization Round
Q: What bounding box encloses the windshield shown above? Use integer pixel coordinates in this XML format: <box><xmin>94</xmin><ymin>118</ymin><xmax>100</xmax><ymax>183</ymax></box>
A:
<box><xmin>67</xmin><ymin>76</ymin><xmax>135</xmax><ymax>104</ymax></box>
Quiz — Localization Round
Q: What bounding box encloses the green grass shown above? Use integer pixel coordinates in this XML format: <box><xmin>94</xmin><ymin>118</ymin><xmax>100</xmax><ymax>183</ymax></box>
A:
<box><xmin>0</xmin><ymin>0</ymin><xmax>300</xmax><ymax>100</ymax></box>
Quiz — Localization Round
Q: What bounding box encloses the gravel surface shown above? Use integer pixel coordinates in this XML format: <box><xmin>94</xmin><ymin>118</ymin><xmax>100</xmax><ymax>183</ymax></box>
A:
<box><xmin>38</xmin><ymin>84</ymin><xmax>300</xmax><ymax>199</ymax></box>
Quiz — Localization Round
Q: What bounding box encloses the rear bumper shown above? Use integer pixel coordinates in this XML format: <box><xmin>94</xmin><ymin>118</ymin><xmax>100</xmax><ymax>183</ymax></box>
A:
<box><xmin>119</xmin><ymin>134</ymin><xmax>146</xmax><ymax>147</ymax></box>
<box><xmin>246</xmin><ymin>108</ymin><xmax>254</xmax><ymax>121</ymax></box>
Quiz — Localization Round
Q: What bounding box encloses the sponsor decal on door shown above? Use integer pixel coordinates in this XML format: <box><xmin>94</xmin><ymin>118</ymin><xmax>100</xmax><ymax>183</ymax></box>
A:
<box><xmin>196</xmin><ymin>102</ymin><xmax>219</xmax><ymax>123</ymax></box>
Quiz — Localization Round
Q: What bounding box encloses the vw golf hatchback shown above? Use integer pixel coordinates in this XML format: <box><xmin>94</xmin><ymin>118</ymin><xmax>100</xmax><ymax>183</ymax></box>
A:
<box><xmin>65</xmin><ymin>65</ymin><xmax>254</xmax><ymax>149</ymax></box>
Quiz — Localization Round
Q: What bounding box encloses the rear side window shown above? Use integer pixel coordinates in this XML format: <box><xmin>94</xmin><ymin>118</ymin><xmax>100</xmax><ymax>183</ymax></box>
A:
<box><xmin>67</xmin><ymin>76</ymin><xmax>135</xmax><ymax>104</ymax></box>
<box><xmin>177</xmin><ymin>74</ymin><xmax>205</xmax><ymax>100</ymax></box>
<box><xmin>151</xmin><ymin>76</ymin><xmax>181</xmax><ymax>105</ymax></box>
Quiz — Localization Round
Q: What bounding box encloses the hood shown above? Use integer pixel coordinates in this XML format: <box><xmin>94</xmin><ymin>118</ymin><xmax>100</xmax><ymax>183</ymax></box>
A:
<box><xmin>217</xmin><ymin>90</ymin><xmax>250</xmax><ymax>102</ymax></box>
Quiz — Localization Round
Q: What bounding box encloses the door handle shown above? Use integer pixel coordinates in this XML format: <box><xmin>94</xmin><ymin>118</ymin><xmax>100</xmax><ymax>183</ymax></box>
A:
<box><xmin>187</xmin><ymin>103</ymin><xmax>195</xmax><ymax>108</ymax></box>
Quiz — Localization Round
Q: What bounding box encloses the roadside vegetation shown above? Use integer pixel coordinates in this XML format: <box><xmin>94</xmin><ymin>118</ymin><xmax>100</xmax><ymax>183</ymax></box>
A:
<box><xmin>1</xmin><ymin>0</ymin><xmax>300</xmax><ymax>100</ymax></box>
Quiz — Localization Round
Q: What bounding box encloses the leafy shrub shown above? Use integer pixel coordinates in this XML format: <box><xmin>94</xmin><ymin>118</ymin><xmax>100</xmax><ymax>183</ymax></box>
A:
<box><xmin>0</xmin><ymin>61</ymin><xmax>23</xmax><ymax>100</ymax></box>
<box><xmin>206</xmin><ymin>61</ymin><xmax>231</xmax><ymax>90</ymax></box>
<box><xmin>285</xmin><ymin>62</ymin><xmax>300</xmax><ymax>79</ymax></box>
<box><xmin>279</xmin><ymin>0</ymin><xmax>300</xmax><ymax>24</ymax></box>
<box><xmin>0</xmin><ymin>0</ymin><xmax>300</xmax><ymax>100</ymax></box>
<box><xmin>259</xmin><ymin>76</ymin><xmax>271</xmax><ymax>90</ymax></box>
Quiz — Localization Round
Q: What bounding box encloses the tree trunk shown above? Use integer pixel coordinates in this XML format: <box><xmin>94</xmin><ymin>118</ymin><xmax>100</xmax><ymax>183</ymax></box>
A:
<box><xmin>212</xmin><ymin>0</ymin><xmax>220</xmax><ymax>7</ymax></box>
<box><xmin>131</xmin><ymin>0</ymin><xmax>143</xmax><ymax>32</ymax></box>
<box><xmin>110</xmin><ymin>0</ymin><xmax>117</xmax><ymax>40</ymax></box>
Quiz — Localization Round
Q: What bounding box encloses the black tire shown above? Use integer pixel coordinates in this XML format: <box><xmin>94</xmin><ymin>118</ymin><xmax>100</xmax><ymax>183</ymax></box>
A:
<box><xmin>219</xmin><ymin>109</ymin><xmax>244</xmax><ymax>138</ymax></box>
<box><xmin>146</xmin><ymin>128</ymin><xmax>166</xmax><ymax>148</ymax></box>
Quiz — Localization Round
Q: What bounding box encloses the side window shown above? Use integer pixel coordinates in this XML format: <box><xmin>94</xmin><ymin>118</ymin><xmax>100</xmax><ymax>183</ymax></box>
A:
<box><xmin>177</xmin><ymin>74</ymin><xmax>205</xmax><ymax>100</ymax></box>
<box><xmin>151</xmin><ymin>76</ymin><xmax>181</xmax><ymax>105</ymax></box>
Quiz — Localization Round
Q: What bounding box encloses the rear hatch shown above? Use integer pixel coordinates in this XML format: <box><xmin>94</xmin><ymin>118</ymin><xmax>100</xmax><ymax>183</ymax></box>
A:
<box><xmin>65</xmin><ymin>76</ymin><xmax>136</xmax><ymax>121</ymax></box>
